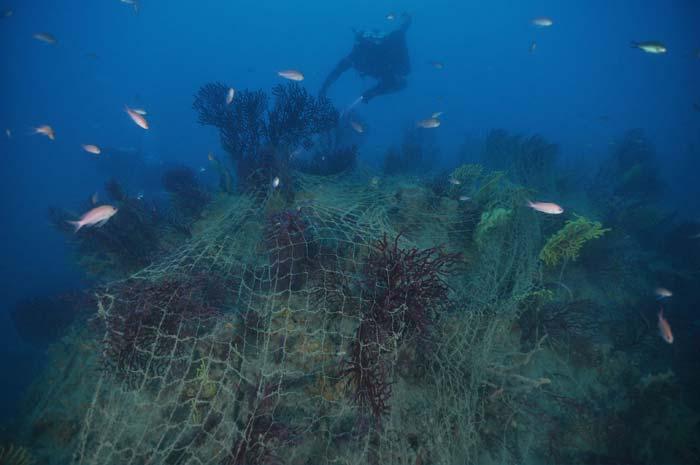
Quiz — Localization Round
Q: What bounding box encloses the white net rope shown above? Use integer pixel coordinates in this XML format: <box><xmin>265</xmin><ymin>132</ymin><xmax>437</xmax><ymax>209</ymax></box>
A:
<box><xmin>68</xmin><ymin>166</ymin><xmax>543</xmax><ymax>465</ymax></box>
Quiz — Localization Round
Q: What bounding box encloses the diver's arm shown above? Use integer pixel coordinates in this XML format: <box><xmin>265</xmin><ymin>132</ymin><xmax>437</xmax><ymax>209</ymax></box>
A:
<box><xmin>319</xmin><ymin>56</ymin><xmax>352</xmax><ymax>97</ymax></box>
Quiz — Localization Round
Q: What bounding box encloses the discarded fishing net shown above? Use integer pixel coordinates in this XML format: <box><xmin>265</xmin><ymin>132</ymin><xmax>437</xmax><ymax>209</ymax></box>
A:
<box><xmin>25</xmin><ymin>167</ymin><xmax>554</xmax><ymax>465</ymax></box>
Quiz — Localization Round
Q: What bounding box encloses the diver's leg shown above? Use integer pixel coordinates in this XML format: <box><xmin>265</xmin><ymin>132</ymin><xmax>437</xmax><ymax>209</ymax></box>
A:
<box><xmin>361</xmin><ymin>76</ymin><xmax>406</xmax><ymax>102</ymax></box>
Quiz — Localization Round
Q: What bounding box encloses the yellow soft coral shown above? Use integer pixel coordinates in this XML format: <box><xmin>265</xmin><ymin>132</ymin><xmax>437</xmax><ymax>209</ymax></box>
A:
<box><xmin>474</xmin><ymin>207</ymin><xmax>512</xmax><ymax>245</ymax></box>
<box><xmin>539</xmin><ymin>214</ymin><xmax>610</xmax><ymax>267</ymax></box>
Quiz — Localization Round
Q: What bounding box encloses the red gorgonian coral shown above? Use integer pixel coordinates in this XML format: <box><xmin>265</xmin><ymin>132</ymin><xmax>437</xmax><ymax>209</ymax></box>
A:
<box><xmin>101</xmin><ymin>274</ymin><xmax>221</xmax><ymax>387</ymax></box>
<box><xmin>343</xmin><ymin>233</ymin><xmax>460</xmax><ymax>424</ymax></box>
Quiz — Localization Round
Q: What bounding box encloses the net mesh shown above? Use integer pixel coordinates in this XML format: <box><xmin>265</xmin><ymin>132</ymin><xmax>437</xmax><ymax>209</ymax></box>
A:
<box><xmin>70</xmin><ymin>166</ymin><xmax>544</xmax><ymax>465</ymax></box>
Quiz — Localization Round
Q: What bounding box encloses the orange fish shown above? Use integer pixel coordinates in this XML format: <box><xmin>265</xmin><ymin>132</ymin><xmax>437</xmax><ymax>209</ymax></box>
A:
<box><xmin>125</xmin><ymin>106</ymin><xmax>149</xmax><ymax>129</ymax></box>
<box><xmin>657</xmin><ymin>307</ymin><xmax>673</xmax><ymax>344</ymax></box>
<box><xmin>82</xmin><ymin>144</ymin><xmax>101</xmax><ymax>155</ymax></box>
<box><xmin>34</xmin><ymin>125</ymin><xmax>55</xmax><ymax>140</ymax></box>
<box><xmin>67</xmin><ymin>205</ymin><xmax>118</xmax><ymax>232</ymax></box>
<box><xmin>527</xmin><ymin>200</ymin><xmax>564</xmax><ymax>214</ymax></box>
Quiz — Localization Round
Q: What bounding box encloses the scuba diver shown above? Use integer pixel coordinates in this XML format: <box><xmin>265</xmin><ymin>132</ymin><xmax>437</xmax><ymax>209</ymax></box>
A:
<box><xmin>320</xmin><ymin>13</ymin><xmax>412</xmax><ymax>106</ymax></box>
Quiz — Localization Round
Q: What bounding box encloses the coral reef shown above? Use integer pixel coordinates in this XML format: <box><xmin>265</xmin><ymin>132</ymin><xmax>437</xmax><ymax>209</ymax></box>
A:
<box><xmin>539</xmin><ymin>214</ymin><xmax>610</xmax><ymax>267</ymax></box>
<box><xmin>194</xmin><ymin>82</ymin><xmax>338</xmax><ymax>191</ymax></box>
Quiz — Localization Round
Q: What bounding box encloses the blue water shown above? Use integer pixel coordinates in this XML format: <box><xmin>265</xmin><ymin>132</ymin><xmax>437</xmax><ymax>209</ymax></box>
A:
<box><xmin>1</xmin><ymin>0</ymin><xmax>699</xmax><ymax>461</ymax></box>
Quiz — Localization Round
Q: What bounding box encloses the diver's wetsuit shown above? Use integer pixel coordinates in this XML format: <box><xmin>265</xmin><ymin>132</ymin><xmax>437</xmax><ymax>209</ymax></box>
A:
<box><xmin>320</xmin><ymin>15</ymin><xmax>412</xmax><ymax>103</ymax></box>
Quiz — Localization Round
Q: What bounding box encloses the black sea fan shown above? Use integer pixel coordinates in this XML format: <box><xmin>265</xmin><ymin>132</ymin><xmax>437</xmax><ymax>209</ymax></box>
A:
<box><xmin>193</xmin><ymin>81</ymin><xmax>339</xmax><ymax>191</ymax></box>
<box><xmin>266</xmin><ymin>83</ymin><xmax>338</xmax><ymax>150</ymax></box>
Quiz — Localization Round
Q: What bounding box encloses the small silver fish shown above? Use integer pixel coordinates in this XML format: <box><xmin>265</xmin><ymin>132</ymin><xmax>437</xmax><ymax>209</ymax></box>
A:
<box><xmin>350</xmin><ymin>120</ymin><xmax>364</xmax><ymax>134</ymax></box>
<box><xmin>5</xmin><ymin>128</ymin><xmax>11</xmax><ymax>139</ymax></box>
<box><xmin>417</xmin><ymin>118</ymin><xmax>440</xmax><ymax>129</ymax></box>
<box><xmin>431</xmin><ymin>111</ymin><xmax>443</xmax><ymax>119</ymax></box>
<box><xmin>386</xmin><ymin>13</ymin><xmax>395</xmax><ymax>21</ymax></box>
<box><xmin>631</xmin><ymin>41</ymin><xmax>667</xmax><ymax>54</ymax></box>
<box><xmin>654</xmin><ymin>287</ymin><xmax>673</xmax><ymax>299</ymax></box>
<box><xmin>277</xmin><ymin>69</ymin><xmax>304</xmax><ymax>81</ymax></box>
<box><xmin>226</xmin><ymin>87</ymin><xmax>235</xmax><ymax>105</ymax></box>
<box><xmin>532</xmin><ymin>17</ymin><xmax>553</xmax><ymax>27</ymax></box>
<box><xmin>459</xmin><ymin>195</ymin><xmax>470</xmax><ymax>201</ymax></box>
<box><xmin>33</xmin><ymin>32</ymin><xmax>57</xmax><ymax>44</ymax></box>
<box><xmin>449</xmin><ymin>177</ymin><xmax>461</xmax><ymax>186</ymax></box>
<box><xmin>529</xmin><ymin>41</ymin><xmax>537</xmax><ymax>53</ymax></box>
<box><xmin>272</xmin><ymin>176</ymin><xmax>280</xmax><ymax>188</ymax></box>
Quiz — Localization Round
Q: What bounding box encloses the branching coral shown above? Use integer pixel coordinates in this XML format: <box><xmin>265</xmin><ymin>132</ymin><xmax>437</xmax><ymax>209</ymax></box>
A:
<box><xmin>539</xmin><ymin>215</ymin><xmax>610</xmax><ymax>267</ymax></box>
<box><xmin>194</xmin><ymin>82</ymin><xmax>338</xmax><ymax>191</ymax></box>
<box><xmin>226</xmin><ymin>381</ymin><xmax>295</xmax><ymax>465</ymax></box>
<box><xmin>342</xmin><ymin>320</ymin><xmax>393</xmax><ymax>424</ymax></box>
<box><xmin>101</xmin><ymin>274</ymin><xmax>221</xmax><ymax>386</ymax></box>
<box><xmin>362</xmin><ymin>233</ymin><xmax>460</xmax><ymax>341</ymax></box>
<box><xmin>267</xmin><ymin>83</ymin><xmax>338</xmax><ymax>149</ymax></box>
<box><xmin>342</xmin><ymin>234</ymin><xmax>459</xmax><ymax>425</ymax></box>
